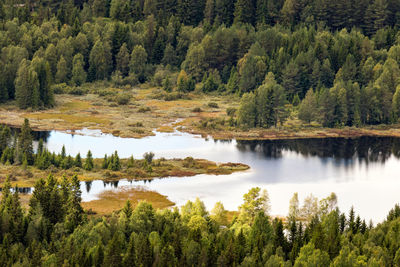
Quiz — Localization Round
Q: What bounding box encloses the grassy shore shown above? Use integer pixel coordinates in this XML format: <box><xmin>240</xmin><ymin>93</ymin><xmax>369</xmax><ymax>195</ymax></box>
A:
<box><xmin>81</xmin><ymin>186</ymin><xmax>175</xmax><ymax>216</ymax></box>
<box><xmin>0</xmin><ymin>157</ymin><xmax>248</xmax><ymax>216</ymax></box>
<box><xmin>0</xmin><ymin>157</ymin><xmax>249</xmax><ymax>188</ymax></box>
<box><xmin>1</xmin><ymin>85</ymin><xmax>400</xmax><ymax>141</ymax></box>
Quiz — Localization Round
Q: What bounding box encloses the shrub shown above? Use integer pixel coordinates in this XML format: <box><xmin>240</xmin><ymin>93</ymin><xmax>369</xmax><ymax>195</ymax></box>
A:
<box><xmin>192</xmin><ymin>107</ymin><xmax>202</xmax><ymax>112</ymax></box>
<box><xmin>208</xmin><ymin>102</ymin><xmax>219</xmax><ymax>108</ymax></box>
<box><xmin>143</xmin><ymin>152</ymin><xmax>155</xmax><ymax>164</ymax></box>
<box><xmin>138</xmin><ymin>107</ymin><xmax>151</xmax><ymax>113</ymax></box>
<box><xmin>116</xmin><ymin>94</ymin><xmax>131</xmax><ymax>105</ymax></box>
<box><xmin>226</xmin><ymin>107</ymin><xmax>237</xmax><ymax>117</ymax></box>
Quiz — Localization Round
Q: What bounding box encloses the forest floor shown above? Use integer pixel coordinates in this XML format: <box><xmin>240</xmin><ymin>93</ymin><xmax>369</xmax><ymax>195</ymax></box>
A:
<box><xmin>1</xmin><ymin>85</ymin><xmax>400</xmax><ymax>140</ymax></box>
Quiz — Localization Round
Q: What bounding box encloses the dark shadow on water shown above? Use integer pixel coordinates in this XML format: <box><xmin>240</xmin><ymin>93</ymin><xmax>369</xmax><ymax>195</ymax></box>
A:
<box><xmin>236</xmin><ymin>137</ymin><xmax>400</xmax><ymax>165</ymax></box>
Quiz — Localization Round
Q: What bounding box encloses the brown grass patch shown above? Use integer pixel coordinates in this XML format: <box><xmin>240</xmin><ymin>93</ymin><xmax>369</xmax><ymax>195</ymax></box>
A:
<box><xmin>59</xmin><ymin>100</ymin><xmax>93</xmax><ymax>112</ymax></box>
<box><xmin>25</xmin><ymin>113</ymin><xmax>110</xmax><ymax>125</ymax></box>
<box><xmin>156</xmin><ymin>125</ymin><xmax>174</xmax><ymax>133</ymax></box>
<box><xmin>82</xmin><ymin>186</ymin><xmax>174</xmax><ymax>216</ymax></box>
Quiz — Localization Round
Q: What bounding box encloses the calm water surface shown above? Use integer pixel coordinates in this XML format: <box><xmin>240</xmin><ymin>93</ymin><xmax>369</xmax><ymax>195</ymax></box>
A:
<box><xmin>28</xmin><ymin>128</ymin><xmax>400</xmax><ymax>222</ymax></box>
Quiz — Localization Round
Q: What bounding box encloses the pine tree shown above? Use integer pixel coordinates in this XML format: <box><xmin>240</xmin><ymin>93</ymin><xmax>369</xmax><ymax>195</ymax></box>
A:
<box><xmin>15</xmin><ymin>59</ymin><xmax>40</xmax><ymax>109</ymax></box>
<box><xmin>18</xmin><ymin>119</ymin><xmax>34</xmax><ymax>164</ymax></box>
<box><xmin>64</xmin><ymin>175</ymin><xmax>83</xmax><ymax>232</ymax></box>
<box><xmin>75</xmin><ymin>153</ymin><xmax>82</xmax><ymax>168</ymax></box>
<box><xmin>89</xmin><ymin>40</ymin><xmax>112</xmax><ymax>81</ymax></box>
<box><xmin>102</xmin><ymin>154</ymin><xmax>108</xmax><ymax>169</ymax></box>
<box><xmin>234</xmin><ymin>0</ymin><xmax>256</xmax><ymax>25</ymax></box>
<box><xmin>84</xmin><ymin>150</ymin><xmax>94</xmax><ymax>171</ymax></box>
<box><xmin>237</xmin><ymin>92</ymin><xmax>257</xmax><ymax>128</ymax></box>
<box><xmin>61</xmin><ymin>145</ymin><xmax>66</xmax><ymax>159</ymax></box>
<box><xmin>31</xmin><ymin>56</ymin><xmax>53</xmax><ymax>107</ymax></box>
<box><xmin>364</xmin><ymin>0</ymin><xmax>388</xmax><ymax>36</ymax></box>
<box><xmin>122</xmin><ymin>233</ymin><xmax>136</xmax><ymax>266</ymax></box>
<box><xmin>178</xmin><ymin>0</ymin><xmax>205</xmax><ymax>26</ymax></box>
<box><xmin>55</xmin><ymin>56</ymin><xmax>68</xmax><ymax>84</ymax></box>
<box><xmin>71</xmin><ymin>53</ymin><xmax>87</xmax><ymax>86</ymax></box>
<box><xmin>116</xmin><ymin>43</ymin><xmax>130</xmax><ymax>77</ymax></box>
<box><xmin>298</xmin><ymin>88</ymin><xmax>318</xmax><ymax>123</ymax></box>
<box><xmin>130</xmin><ymin>45</ymin><xmax>148</xmax><ymax>83</ymax></box>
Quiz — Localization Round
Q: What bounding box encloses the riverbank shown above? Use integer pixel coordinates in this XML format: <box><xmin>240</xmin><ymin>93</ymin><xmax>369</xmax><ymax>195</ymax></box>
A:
<box><xmin>0</xmin><ymin>157</ymin><xmax>249</xmax><ymax>188</ymax></box>
<box><xmin>2</xmin><ymin>88</ymin><xmax>400</xmax><ymax>141</ymax></box>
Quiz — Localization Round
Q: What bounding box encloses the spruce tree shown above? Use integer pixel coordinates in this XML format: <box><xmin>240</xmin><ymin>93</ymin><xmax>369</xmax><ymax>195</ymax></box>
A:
<box><xmin>15</xmin><ymin>59</ymin><xmax>40</xmax><ymax>109</ymax></box>
<box><xmin>75</xmin><ymin>153</ymin><xmax>82</xmax><ymax>168</ymax></box>
<box><xmin>84</xmin><ymin>150</ymin><xmax>94</xmax><ymax>171</ymax></box>
<box><xmin>71</xmin><ymin>54</ymin><xmax>87</xmax><ymax>86</ymax></box>
<box><xmin>116</xmin><ymin>43</ymin><xmax>130</xmax><ymax>77</ymax></box>
<box><xmin>18</xmin><ymin>119</ymin><xmax>34</xmax><ymax>164</ymax></box>
<box><xmin>55</xmin><ymin>56</ymin><xmax>68</xmax><ymax>84</ymax></box>
<box><xmin>234</xmin><ymin>0</ymin><xmax>256</xmax><ymax>25</ymax></box>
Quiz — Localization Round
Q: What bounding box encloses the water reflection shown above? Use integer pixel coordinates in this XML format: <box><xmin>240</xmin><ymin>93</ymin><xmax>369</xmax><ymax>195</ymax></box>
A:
<box><xmin>8</xmin><ymin>126</ymin><xmax>51</xmax><ymax>142</ymax></box>
<box><xmin>0</xmin><ymin>187</ymin><xmax>32</xmax><ymax>194</ymax></box>
<box><xmin>236</xmin><ymin>137</ymin><xmax>400</xmax><ymax>164</ymax></box>
<box><xmin>3</xmin><ymin>126</ymin><xmax>400</xmax><ymax>222</ymax></box>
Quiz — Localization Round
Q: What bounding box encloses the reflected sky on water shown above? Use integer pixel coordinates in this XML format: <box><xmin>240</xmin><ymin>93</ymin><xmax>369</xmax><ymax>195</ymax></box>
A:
<box><xmin>24</xmin><ymin>128</ymin><xmax>400</xmax><ymax>222</ymax></box>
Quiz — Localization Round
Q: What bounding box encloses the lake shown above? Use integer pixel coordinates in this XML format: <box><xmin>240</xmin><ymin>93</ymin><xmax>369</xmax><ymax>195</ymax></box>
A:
<box><xmin>22</xmin><ymin>128</ymin><xmax>400</xmax><ymax>222</ymax></box>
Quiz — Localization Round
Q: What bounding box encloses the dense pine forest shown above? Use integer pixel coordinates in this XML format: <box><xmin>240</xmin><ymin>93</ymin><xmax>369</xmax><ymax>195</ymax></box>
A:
<box><xmin>1</xmin><ymin>0</ymin><xmax>400</xmax><ymax>127</ymax></box>
<box><xmin>2</xmin><ymin>173</ymin><xmax>400</xmax><ymax>266</ymax></box>
<box><xmin>3</xmin><ymin>2</ymin><xmax>400</xmax><ymax>266</ymax></box>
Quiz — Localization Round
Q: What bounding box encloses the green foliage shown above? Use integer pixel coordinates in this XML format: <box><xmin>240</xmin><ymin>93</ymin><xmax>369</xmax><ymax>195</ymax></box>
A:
<box><xmin>298</xmin><ymin>88</ymin><xmax>318</xmax><ymax>123</ymax></box>
<box><xmin>1</xmin><ymin>179</ymin><xmax>400</xmax><ymax>266</ymax></box>
<box><xmin>71</xmin><ymin>53</ymin><xmax>87</xmax><ymax>86</ymax></box>
<box><xmin>15</xmin><ymin>59</ymin><xmax>40</xmax><ymax>109</ymax></box>
<box><xmin>2</xmin><ymin>0</ymin><xmax>400</xmax><ymax>127</ymax></box>
<box><xmin>89</xmin><ymin>40</ymin><xmax>112</xmax><ymax>81</ymax></box>
<box><xmin>84</xmin><ymin>150</ymin><xmax>94</xmax><ymax>171</ymax></box>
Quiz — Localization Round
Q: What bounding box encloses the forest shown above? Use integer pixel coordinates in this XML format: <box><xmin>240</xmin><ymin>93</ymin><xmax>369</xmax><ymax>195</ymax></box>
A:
<box><xmin>2</xmin><ymin>173</ymin><xmax>400</xmax><ymax>266</ymax></box>
<box><xmin>2</xmin><ymin>1</ymin><xmax>400</xmax><ymax>266</ymax></box>
<box><xmin>1</xmin><ymin>0</ymin><xmax>400</xmax><ymax>128</ymax></box>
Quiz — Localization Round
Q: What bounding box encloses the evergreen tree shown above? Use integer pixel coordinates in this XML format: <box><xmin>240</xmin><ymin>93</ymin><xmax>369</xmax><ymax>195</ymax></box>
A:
<box><xmin>238</xmin><ymin>92</ymin><xmax>257</xmax><ymax>128</ymax></box>
<box><xmin>15</xmin><ymin>59</ymin><xmax>40</xmax><ymax>109</ymax></box>
<box><xmin>234</xmin><ymin>0</ymin><xmax>256</xmax><ymax>25</ymax></box>
<box><xmin>18</xmin><ymin>119</ymin><xmax>34</xmax><ymax>164</ymax></box>
<box><xmin>298</xmin><ymin>88</ymin><xmax>318</xmax><ymax>123</ymax></box>
<box><xmin>84</xmin><ymin>150</ymin><xmax>94</xmax><ymax>171</ymax></box>
<box><xmin>55</xmin><ymin>56</ymin><xmax>68</xmax><ymax>84</ymax></box>
<box><xmin>74</xmin><ymin>153</ymin><xmax>82</xmax><ymax>168</ymax></box>
<box><xmin>31</xmin><ymin>56</ymin><xmax>53</xmax><ymax>107</ymax></box>
<box><xmin>116</xmin><ymin>43</ymin><xmax>130</xmax><ymax>77</ymax></box>
<box><xmin>178</xmin><ymin>0</ymin><xmax>205</xmax><ymax>25</ymax></box>
<box><xmin>130</xmin><ymin>45</ymin><xmax>148</xmax><ymax>83</ymax></box>
<box><xmin>71</xmin><ymin>53</ymin><xmax>87</xmax><ymax>86</ymax></box>
<box><xmin>89</xmin><ymin>40</ymin><xmax>112</xmax><ymax>81</ymax></box>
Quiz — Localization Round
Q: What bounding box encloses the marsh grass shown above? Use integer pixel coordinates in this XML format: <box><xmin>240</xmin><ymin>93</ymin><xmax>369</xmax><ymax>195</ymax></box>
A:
<box><xmin>81</xmin><ymin>186</ymin><xmax>174</xmax><ymax>216</ymax></box>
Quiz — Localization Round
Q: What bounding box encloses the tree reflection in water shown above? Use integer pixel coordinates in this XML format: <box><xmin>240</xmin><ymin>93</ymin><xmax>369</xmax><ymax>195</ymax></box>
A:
<box><xmin>236</xmin><ymin>137</ymin><xmax>400</xmax><ymax>165</ymax></box>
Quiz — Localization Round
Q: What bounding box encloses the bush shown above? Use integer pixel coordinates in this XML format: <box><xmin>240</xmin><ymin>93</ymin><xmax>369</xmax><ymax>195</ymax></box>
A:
<box><xmin>226</xmin><ymin>107</ymin><xmax>237</xmax><ymax>117</ymax></box>
<box><xmin>143</xmin><ymin>152</ymin><xmax>155</xmax><ymax>164</ymax></box>
<box><xmin>208</xmin><ymin>102</ymin><xmax>219</xmax><ymax>108</ymax></box>
<box><xmin>138</xmin><ymin>107</ymin><xmax>151</xmax><ymax>113</ymax></box>
<box><xmin>192</xmin><ymin>107</ymin><xmax>202</xmax><ymax>112</ymax></box>
<box><xmin>164</xmin><ymin>92</ymin><xmax>190</xmax><ymax>101</ymax></box>
<box><xmin>116</xmin><ymin>94</ymin><xmax>131</xmax><ymax>105</ymax></box>
<box><xmin>129</xmin><ymin>122</ymin><xmax>144</xmax><ymax>127</ymax></box>
<box><xmin>69</xmin><ymin>87</ymin><xmax>86</xmax><ymax>95</ymax></box>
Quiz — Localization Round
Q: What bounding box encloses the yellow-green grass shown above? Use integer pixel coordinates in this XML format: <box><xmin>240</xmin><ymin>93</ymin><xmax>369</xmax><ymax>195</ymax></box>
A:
<box><xmin>81</xmin><ymin>186</ymin><xmax>174</xmax><ymax>216</ymax></box>
<box><xmin>3</xmin><ymin>85</ymin><xmax>400</xmax><ymax>141</ymax></box>
<box><xmin>0</xmin><ymin>158</ymin><xmax>250</xmax><ymax>187</ymax></box>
